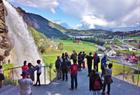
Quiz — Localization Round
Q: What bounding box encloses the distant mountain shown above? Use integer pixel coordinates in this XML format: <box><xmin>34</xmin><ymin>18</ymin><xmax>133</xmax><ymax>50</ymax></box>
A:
<box><xmin>15</xmin><ymin>7</ymin><xmax>140</xmax><ymax>40</ymax></box>
<box><xmin>95</xmin><ymin>23</ymin><xmax>140</xmax><ymax>32</ymax></box>
<box><xmin>60</xmin><ymin>23</ymin><xmax>70</xmax><ymax>29</ymax></box>
<box><xmin>16</xmin><ymin>7</ymin><xmax>68</xmax><ymax>39</ymax></box>
<box><xmin>111</xmin><ymin>23</ymin><xmax>140</xmax><ymax>32</ymax></box>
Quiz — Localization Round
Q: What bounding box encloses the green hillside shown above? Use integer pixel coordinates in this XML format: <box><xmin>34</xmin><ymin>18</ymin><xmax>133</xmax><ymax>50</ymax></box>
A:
<box><xmin>48</xmin><ymin>21</ymin><xmax>68</xmax><ymax>33</ymax></box>
<box><xmin>28</xmin><ymin>26</ymin><xmax>98</xmax><ymax>64</ymax></box>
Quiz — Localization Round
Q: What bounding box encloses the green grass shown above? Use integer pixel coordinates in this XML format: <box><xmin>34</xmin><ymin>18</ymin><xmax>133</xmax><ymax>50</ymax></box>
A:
<box><xmin>43</xmin><ymin>39</ymin><xmax>97</xmax><ymax>65</ymax></box>
<box><xmin>2</xmin><ymin>64</ymin><xmax>17</xmax><ymax>85</ymax></box>
<box><xmin>108</xmin><ymin>59</ymin><xmax>131</xmax><ymax>76</ymax></box>
<box><xmin>29</xmin><ymin>26</ymin><xmax>139</xmax><ymax>83</ymax></box>
<box><xmin>3</xmin><ymin>64</ymin><xmax>14</xmax><ymax>77</ymax></box>
<box><xmin>41</xmin><ymin>39</ymin><xmax>97</xmax><ymax>80</ymax></box>
<box><xmin>116</xmin><ymin>50</ymin><xmax>140</xmax><ymax>55</ymax></box>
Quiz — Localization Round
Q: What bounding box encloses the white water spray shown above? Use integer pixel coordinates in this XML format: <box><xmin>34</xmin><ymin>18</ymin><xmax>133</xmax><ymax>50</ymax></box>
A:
<box><xmin>3</xmin><ymin>0</ymin><xmax>49</xmax><ymax>84</ymax></box>
<box><xmin>3</xmin><ymin>0</ymin><xmax>41</xmax><ymax>66</ymax></box>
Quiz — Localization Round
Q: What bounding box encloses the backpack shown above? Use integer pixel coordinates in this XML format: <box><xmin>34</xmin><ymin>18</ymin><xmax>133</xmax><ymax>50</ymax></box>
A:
<box><xmin>105</xmin><ymin>76</ymin><xmax>113</xmax><ymax>84</ymax></box>
<box><xmin>93</xmin><ymin>79</ymin><xmax>102</xmax><ymax>90</ymax></box>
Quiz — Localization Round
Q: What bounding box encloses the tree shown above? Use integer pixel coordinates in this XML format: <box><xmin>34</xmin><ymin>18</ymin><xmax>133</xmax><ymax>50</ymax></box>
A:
<box><xmin>58</xmin><ymin>42</ymin><xmax>63</xmax><ymax>50</ymax></box>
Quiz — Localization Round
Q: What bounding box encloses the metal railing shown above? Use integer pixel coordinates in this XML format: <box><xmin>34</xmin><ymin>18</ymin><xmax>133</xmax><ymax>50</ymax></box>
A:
<box><xmin>3</xmin><ymin>64</ymin><xmax>56</xmax><ymax>85</ymax></box>
<box><xmin>3</xmin><ymin>62</ymin><xmax>140</xmax><ymax>87</ymax></box>
<box><xmin>112</xmin><ymin>63</ymin><xmax>140</xmax><ymax>87</ymax></box>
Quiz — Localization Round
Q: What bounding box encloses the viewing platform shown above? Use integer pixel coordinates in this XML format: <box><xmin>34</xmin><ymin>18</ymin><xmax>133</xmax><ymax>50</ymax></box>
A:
<box><xmin>0</xmin><ymin>69</ymin><xmax>140</xmax><ymax>95</ymax></box>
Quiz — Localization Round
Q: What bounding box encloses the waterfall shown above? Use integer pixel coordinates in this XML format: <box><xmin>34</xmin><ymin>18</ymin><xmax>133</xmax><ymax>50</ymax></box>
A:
<box><xmin>3</xmin><ymin>0</ymin><xmax>41</xmax><ymax>66</ymax></box>
<box><xmin>3</xmin><ymin>0</ymin><xmax>49</xmax><ymax>84</ymax></box>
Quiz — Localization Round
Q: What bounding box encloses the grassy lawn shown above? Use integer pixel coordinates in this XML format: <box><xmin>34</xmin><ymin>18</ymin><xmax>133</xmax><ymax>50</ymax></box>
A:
<box><xmin>1</xmin><ymin>26</ymin><xmax>139</xmax><ymax>85</ymax></box>
<box><xmin>43</xmin><ymin>39</ymin><xmax>97</xmax><ymax>65</ymax></box>
<box><xmin>41</xmin><ymin>39</ymin><xmax>97</xmax><ymax>80</ymax></box>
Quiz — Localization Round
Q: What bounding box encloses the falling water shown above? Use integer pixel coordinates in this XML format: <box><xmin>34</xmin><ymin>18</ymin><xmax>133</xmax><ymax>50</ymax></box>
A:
<box><xmin>3</xmin><ymin>0</ymin><xmax>47</xmax><ymax>83</ymax></box>
<box><xmin>3</xmin><ymin>0</ymin><xmax>41</xmax><ymax>66</ymax></box>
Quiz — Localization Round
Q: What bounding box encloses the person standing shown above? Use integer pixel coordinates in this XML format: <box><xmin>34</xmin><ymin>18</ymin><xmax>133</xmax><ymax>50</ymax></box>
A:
<box><xmin>22</xmin><ymin>60</ymin><xmax>29</xmax><ymax>73</ymax></box>
<box><xmin>0</xmin><ymin>65</ymin><xmax>4</xmax><ymax>88</ymax></box>
<box><xmin>55</xmin><ymin>56</ymin><xmax>62</xmax><ymax>80</ymax></box>
<box><xmin>101</xmin><ymin>54</ymin><xmax>107</xmax><ymax>78</ymax></box>
<box><xmin>89</xmin><ymin>70</ymin><xmax>102</xmax><ymax>95</ymax></box>
<box><xmin>93</xmin><ymin>53</ymin><xmax>100</xmax><ymax>72</ymax></box>
<box><xmin>102</xmin><ymin>63</ymin><xmax>113</xmax><ymax>95</ymax></box>
<box><xmin>18</xmin><ymin>72</ymin><xmax>33</xmax><ymax>95</ymax></box>
<box><xmin>61</xmin><ymin>58</ymin><xmax>68</xmax><ymax>81</ymax></box>
<box><xmin>71</xmin><ymin>50</ymin><xmax>77</xmax><ymax>64</ymax></box>
<box><xmin>28</xmin><ymin>63</ymin><xmax>35</xmax><ymax>83</ymax></box>
<box><xmin>65</xmin><ymin>52</ymin><xmax>71</xmax><ymax>70</ymax></box>
<box><xmin>81</xmin><ymin>51</ymin><xmax>86</xmax><ymax>69</ymax></box>
<box><xmin>86</xmin><ymin>52</ymin><xmax>93</xmax><ymax>76</ymax></box>
<box><xmin>69</xmin><ymin>60</ymin><xmax>78</xmax><ymax>90</ymax></box>
<box><xmin>78</xmin><ymin>52</ymin><xmax>82</xmax><ymax>71</ymax></box>
<box><xmin>35</xmin><ymin>60</ymin><xmax>42</xmax><ymax>86</ymax></box>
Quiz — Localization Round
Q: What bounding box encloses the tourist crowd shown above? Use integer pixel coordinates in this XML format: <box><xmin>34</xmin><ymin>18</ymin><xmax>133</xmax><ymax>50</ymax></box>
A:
<box><xmin>0</xmin><ymin>50</ymin><xmax>113</xmax><ymax>95</ymax></box>
<box><xmin>55</xmin><ymin>50</ymin><xmax>113</xmax><ymax>95</ymax></box>
<box><xmin>19</xmin><ymin>59</ymin><xmax>42</xmax><ymax>95</ymax></box>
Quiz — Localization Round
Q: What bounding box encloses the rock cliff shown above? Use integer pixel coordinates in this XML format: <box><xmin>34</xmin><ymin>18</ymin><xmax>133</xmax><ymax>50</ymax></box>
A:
<box><xmin>0</xmin><ymin>0</ymin><xmax>12</xmax><ymax>64</ymax></box>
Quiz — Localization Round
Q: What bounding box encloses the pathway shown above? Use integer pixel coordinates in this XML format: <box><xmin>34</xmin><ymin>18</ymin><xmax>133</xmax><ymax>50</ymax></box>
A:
<box><xmin>0</xmin><ymin>69</ymin><xmax>140</xmax><ymax>95</ymax></box>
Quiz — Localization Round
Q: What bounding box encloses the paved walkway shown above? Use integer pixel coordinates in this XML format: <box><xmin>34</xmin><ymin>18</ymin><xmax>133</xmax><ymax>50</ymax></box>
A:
<box><xmin>0</xmin><ymin>69</ymin><xmax>140</xmax><ymax>95</ymax></box>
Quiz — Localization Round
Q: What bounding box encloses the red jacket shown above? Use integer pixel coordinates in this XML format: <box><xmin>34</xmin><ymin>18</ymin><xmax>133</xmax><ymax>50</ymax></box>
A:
<box><xmin>70</xmin><ymin>64</ymin><xmax>78</xmax><ymax>75</ymax></box>
<box><xmin>22</xmin><ymin>65</ymin><xmax>29</xmax><ymax>72</ymax></box>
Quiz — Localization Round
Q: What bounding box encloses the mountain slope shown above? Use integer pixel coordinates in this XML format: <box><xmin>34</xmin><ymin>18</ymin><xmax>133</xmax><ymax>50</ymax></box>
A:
<box><xmin>16</xmin><ymin>7</ymin><xmax>140</xmax><ymax>40</ymax></box>
<box><xmin>16</xmin><ymin>7</ymin><xmax>68</xmax><ymax>39</ymax></box>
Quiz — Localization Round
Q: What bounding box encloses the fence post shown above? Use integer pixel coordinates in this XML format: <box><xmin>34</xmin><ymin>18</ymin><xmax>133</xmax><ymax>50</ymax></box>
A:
<box><xmin>123</xmin><ymin>64</ymin><xmax>125</xmax><ymax>81</ymax></box>
<box><xmin>49</xmin><ymin>64</ymin><xmax>52</xmax><ymax>82</ymax></box>
<box><xmin>137</xmin><ymin>69</ymin><xmax>140</xmax><ymax>86</ymax></box>
<box><xmin>12</xmin><ymin>68</ymin><xmax>14</xmax><ymax>80</ymax></box>
<box><xmin>44</xmin><ymin>66</ymin><xmax>46</xmax><ymax>84</ymax></box>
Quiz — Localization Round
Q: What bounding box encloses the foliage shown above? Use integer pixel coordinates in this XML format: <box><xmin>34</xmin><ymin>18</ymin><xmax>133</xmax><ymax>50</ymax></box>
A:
<box><xmin>113</xmin><ymin>39</ymin><xmax>122</xmax><ymax>46</ymax></box>
<box><xmin>3</xmin><ymin>63</ymin><xmax>14</xmax><ymax>77</ymax></box>
<box><xmin>48</xmin><ymin>22</ymin><xmax>67</xmax><ymax>33</ymax></box>
<box><xmin>2</xmin><ymin>64</ymin><xmax>17</xmax><ymax>85</ymax></box>
<box><xmin>116</xmin><ymin>50</ymin><xmax>140</xmax><ymax>55</ymax></box>
<box><xmin>28</xmin><ymin>27</ymin><xmax>49</xmax><ymax>53</ymax></box>
<box><xmin>58</xmin><ymin>42</ymin><xmax>63</xmax><ymax>50</ymax></box>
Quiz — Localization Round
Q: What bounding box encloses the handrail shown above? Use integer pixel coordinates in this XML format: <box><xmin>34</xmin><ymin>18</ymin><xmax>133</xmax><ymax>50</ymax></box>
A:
<box><xmin>109</xmin><ymin>58</ymin><xmax>140</xmax><ymax>87</ymax></box>
<box><xmin>108</xmin><ymin>57</ymin><xmax>140</xmax><ymax>71</ymax></box>
<box><xmin>3</xmin><ymin>61</ymin><xmax>139</xmax><ymax>87</ymax></box>
<box><xmin>3</xmin><ymin>64</ymin><xmax>55</xmax><ymax>85</ymax></box>
<box><xmin>3</xmin><ymin>65</ymin><xmax>52</xmax><ymax>71</ymax></box>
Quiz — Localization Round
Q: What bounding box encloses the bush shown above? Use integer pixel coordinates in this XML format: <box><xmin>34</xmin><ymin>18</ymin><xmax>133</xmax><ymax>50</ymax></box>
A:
<box><xmin>58</xmin><ymin>42</ymin><xmax>63</xmax><ymax>50</ymax></box>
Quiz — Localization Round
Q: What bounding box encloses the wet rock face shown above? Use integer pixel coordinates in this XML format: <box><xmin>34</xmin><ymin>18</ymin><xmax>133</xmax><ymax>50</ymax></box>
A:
<box><xmin>0</xmin><ymin>0</ymin><xmax>11</xmax><ymax>63</ymax></box>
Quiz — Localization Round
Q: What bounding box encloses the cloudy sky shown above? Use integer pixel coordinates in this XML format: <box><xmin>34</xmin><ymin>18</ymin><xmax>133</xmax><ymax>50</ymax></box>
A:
<box><xmin>8</xmin><ymin>0</ymin><xmax>140</xmax><ymax>29</ymax></box>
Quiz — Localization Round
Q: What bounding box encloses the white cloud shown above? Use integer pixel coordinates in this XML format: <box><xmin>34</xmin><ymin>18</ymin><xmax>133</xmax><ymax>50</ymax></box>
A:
<box><xmin>10</xmin><ymin>0</ymin><xmax>59</xmax><ymax>13</ymax></box>
<box><xmin>122</xmin><ymin>7</ymin><xmax>140</xmax><ymax>25</ymax></box>
<box><xmin>10</xmin><ymin>0</ymin><xmax>140</xmax><ymax>28</ymax></box>
<box><xmin>58</xmin><ymin>0</ymin><xmax>140</xmax><ymax>27</ymax></box>
<box><xmin>82</xmin><ymin>15</ymin><xmax>108</xmax><ymax>28</ymax></box>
